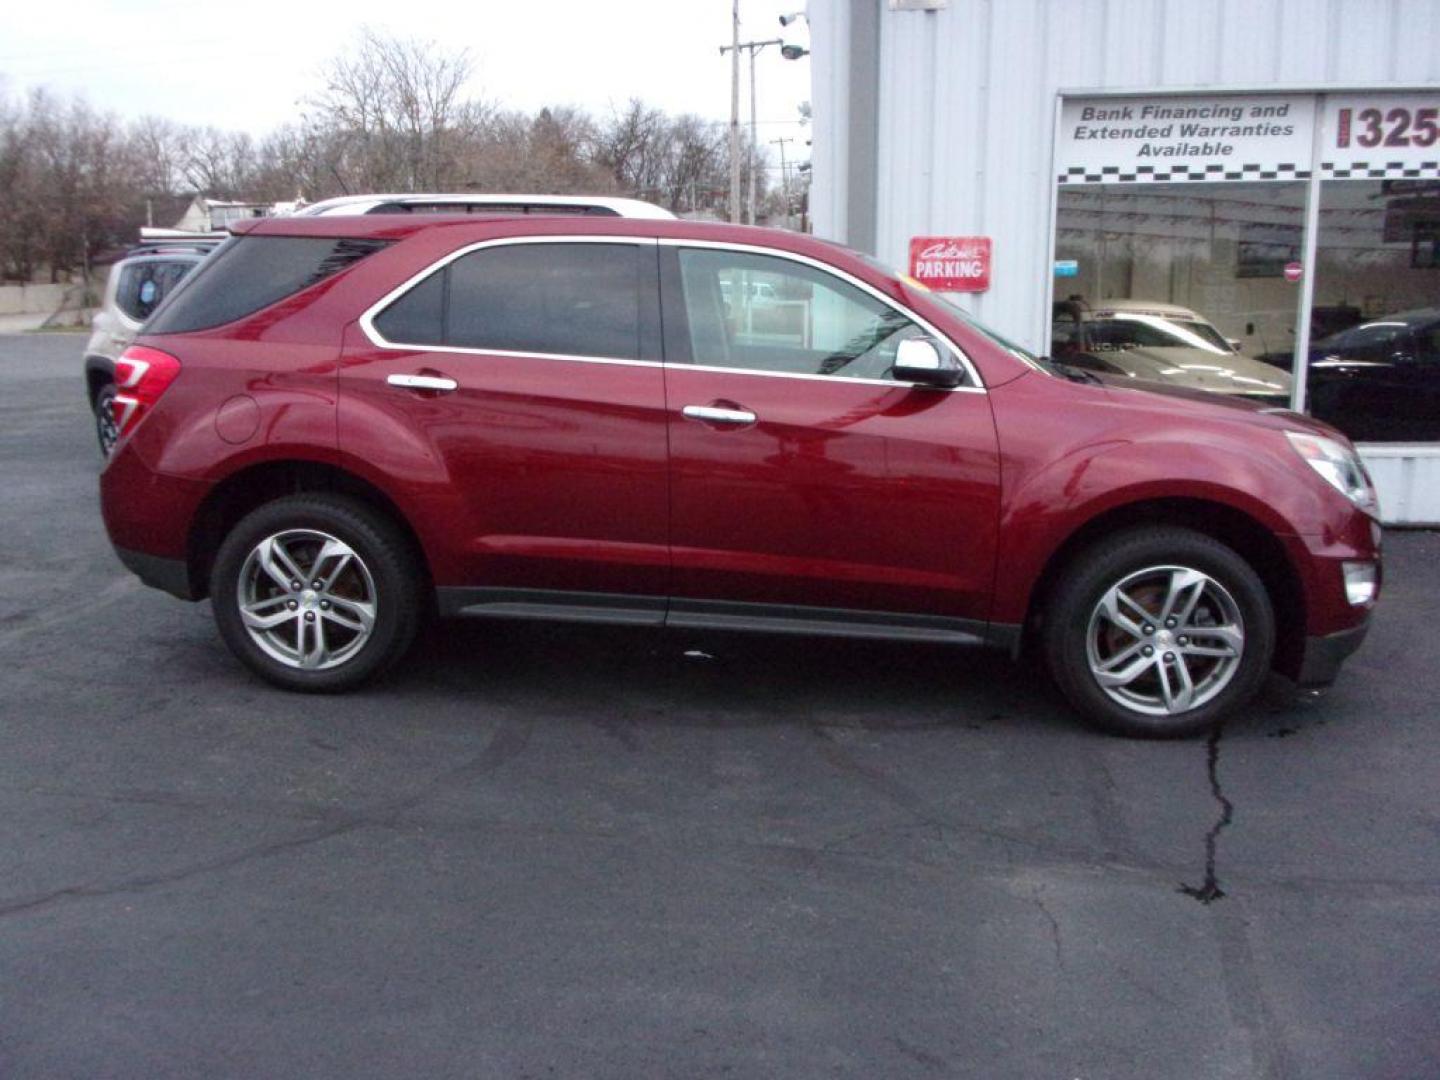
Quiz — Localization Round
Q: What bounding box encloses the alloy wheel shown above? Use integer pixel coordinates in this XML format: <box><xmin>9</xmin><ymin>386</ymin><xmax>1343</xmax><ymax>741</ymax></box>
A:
<box><xmin>1085</xmin><ymin>564</ymin><xmax>1246</xmax><ymax>716</ymax></box>
<box><xmin>236</xmin><ymin>529</ymin><xmax>377</xmax><ymax>671</ymax></box>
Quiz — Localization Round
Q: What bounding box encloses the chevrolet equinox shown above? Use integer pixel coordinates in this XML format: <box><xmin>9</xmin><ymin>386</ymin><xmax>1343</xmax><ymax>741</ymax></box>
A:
<box><xmin>99</xmin><ymin>214</ymin><xmax>1382</xmax><ymax>737</ymax></box>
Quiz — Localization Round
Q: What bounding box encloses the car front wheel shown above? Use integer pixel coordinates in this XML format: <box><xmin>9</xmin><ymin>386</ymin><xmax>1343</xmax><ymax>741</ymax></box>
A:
<box><xmin>210</xmin><ymin>494</ymin><xmax>422</xmax><ymax>692</ymax></box>
<box><xmin>1042</xmin><ymin>526</ymin><xmax>1275</xmax><ymax>738</ymax></box>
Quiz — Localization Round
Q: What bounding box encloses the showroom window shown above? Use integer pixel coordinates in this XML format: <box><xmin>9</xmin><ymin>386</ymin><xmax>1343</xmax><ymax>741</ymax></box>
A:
<box><xmin>1053</xmin><ymin>90</ymin><xmax>1440</xmax><ymax>443</ymax></box>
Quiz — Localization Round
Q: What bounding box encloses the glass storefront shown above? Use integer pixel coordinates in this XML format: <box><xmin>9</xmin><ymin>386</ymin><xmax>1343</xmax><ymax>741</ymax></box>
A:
<box><xmin>1053</xmin><ymin>90</ymin><xmax>1440</xmax><ymax>445</ymax></box>
<box><xmin>1303</xmin><ymin>180</ymin><xmax>1440</xmax><ymax>441</ymax></box>
<box><xmin>1054</xmin><ymin>183</ymin><xmax>1303</xmax><ymax>406</ymax></box>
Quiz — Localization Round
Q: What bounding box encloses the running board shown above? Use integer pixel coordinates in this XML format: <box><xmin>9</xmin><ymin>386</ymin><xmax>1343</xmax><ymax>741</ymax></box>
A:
<box><xmin>437</xmin><ymin>588</ymin><xmax>1015</xmax><ymax>648</ymax></box>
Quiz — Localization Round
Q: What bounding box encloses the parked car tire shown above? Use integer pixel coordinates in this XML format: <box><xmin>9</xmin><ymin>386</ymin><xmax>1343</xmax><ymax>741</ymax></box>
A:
<box><xmin>94</xmin><ymin>382</ymin><xmax>119</xmax><ymax>457</ymax></box>
<box><xmin>209</xmin><ymin>494</ymin><xmax>422</xmax><ymax>692</ymax></box>
<box><xmin>1042</xmin><ymin>527</ymin><xmax>1275</xmax><ymax>738</ymax></box>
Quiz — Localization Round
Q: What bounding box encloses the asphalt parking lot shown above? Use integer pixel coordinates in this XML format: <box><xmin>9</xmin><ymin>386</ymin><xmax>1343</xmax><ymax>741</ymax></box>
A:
<box><xmin>1</xmin><ymin>331</ymin><xmax>1437</xmax><ymax>1079</ymax></box>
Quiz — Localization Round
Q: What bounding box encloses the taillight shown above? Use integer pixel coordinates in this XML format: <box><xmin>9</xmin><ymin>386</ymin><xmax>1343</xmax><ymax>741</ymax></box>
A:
<box><xmin>112</xmin><ymin>345</ymin><xmax>182</xmax><ymax>439</ymax></box>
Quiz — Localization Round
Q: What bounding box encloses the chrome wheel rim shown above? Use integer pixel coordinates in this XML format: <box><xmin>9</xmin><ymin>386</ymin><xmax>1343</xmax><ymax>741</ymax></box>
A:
<box><xmin>1085</xmin><ymin>564</ymin><xmax>1245</xmax><ymax>717</ymax></box>
<box><xmin>236</xmin><ymin>529</ymin><xmax>377</xmax><ymax>671</ymax></box>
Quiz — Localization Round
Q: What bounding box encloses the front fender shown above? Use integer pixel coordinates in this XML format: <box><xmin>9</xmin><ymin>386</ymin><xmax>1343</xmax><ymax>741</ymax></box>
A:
<box><xmin>985</xmin><ymin>378</ymin><xmax>1343</xmax><ymax>626</ymax></box>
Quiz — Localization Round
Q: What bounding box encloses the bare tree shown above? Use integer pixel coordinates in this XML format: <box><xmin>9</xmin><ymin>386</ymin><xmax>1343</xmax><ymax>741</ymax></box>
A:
<box><xmin>305</xmin><ymin>27</ymin><xmax>487</xmax><ymax>192</ymax></box>
<box><xmin>0</xmin><ymin>31</ymin><xmax>807</xmax><ymax>285</ymax></box>
<box><xmin>595</xmin><ymin>99</ymin><xmax>670</xmax><ymax>198</ymax></box>
<box><xmin>129</xmin><ymin>115</ymin><xmax>187</xmax><ymax>196</ymax></box>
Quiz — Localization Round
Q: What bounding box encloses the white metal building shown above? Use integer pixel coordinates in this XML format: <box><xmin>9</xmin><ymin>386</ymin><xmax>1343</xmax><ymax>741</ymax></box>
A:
<box><xmin>807</xmin><ymin>0</ymin><xmax>1440</xmax><ymax>524</ymax></box>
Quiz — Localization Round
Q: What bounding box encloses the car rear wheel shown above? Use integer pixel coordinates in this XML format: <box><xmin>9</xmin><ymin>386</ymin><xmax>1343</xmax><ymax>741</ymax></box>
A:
<box><xmin>95</xmin><ymin>383</ymin><xmax>119</xmax><ymax>457</ymax></box>
<box><xmin>210</xmin><ymin>495</ymin><xmax>422</xmax><ymax>692</ymax></box>
<box><xmin>1042</xmin><ymin>526</ymin><xmax>1275</xmax><ymax>738</ymax></box>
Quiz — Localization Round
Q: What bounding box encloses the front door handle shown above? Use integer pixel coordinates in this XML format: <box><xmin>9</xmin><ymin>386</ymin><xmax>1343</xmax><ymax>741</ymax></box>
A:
<box><xmin>682</xmin><ymin>404</ymin><xmax>757</xmax><ymax>425</ymax></box>
<box><xmin>387</xmin><ymin>373</ymin><xmax>458</xmax><ymax>393</ymax></box>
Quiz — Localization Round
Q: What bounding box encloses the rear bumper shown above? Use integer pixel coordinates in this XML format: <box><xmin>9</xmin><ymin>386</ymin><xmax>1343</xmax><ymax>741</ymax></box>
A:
<box><xmin>114</xmin><ymin>545</ymin><xmax>197</xmax><ymax>601</ymax></box>
<box><xmin>1294</xmin><ymin>619</ymin><xmax>1371</xmax><ymax>687</ymax></box>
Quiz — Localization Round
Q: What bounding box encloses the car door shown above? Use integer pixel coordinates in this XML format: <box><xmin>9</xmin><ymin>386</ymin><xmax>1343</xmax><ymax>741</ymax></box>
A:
<box><xmin>658</xmin><ymin>241</ymin><xmax>1001</xmax><ymax>633</ymax></box>
<box><xmin>339</xmin><ymin>237</ymin><xmax>671</xmax><ymax>612</ymax></box>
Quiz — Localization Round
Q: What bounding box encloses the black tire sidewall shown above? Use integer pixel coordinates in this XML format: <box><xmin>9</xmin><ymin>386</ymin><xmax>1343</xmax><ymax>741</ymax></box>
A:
<box><xmin>209</xmin><ymin>495</ymin><xmax>419</xmax><ymax>692</ymax></box>
<box><xmin>1043</xmin><ymin>527</ymin><xmax>1275</xmax><ymax>738</ymax></box>
<box><xmin>95</xmin><ymin>384</ymin><xmax>118</xmax><ymax>457</ymax></box>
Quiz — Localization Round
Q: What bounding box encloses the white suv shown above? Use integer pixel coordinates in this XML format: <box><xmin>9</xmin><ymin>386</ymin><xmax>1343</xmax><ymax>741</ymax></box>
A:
<box><xmin>85</xmin><ymin>247</ymin><xmax>216</xmax><ymax>454</ymax></box>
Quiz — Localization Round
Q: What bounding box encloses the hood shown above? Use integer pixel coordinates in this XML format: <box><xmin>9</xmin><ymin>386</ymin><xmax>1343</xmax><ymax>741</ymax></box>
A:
<box><xmin>1089</xmin><ymin>370</ymin><xmax>1344</xmax><ymax>440</ymax></box>
<box><xmin>1105</xmin><ymin>345</ymin><xmax>1292</xmax><ymax>397</ymax></box>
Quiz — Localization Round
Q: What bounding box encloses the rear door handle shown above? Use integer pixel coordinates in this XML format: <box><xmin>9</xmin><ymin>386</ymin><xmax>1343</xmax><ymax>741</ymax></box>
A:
<box><xmin>682</xmin><ymin>404</ymin><xmax>757</xmax><ymax>425</ymax></box>
<box><xmin>387</xmin><ymin>373</ymin><xmax>458</xmax><ymax>393</ymax></box>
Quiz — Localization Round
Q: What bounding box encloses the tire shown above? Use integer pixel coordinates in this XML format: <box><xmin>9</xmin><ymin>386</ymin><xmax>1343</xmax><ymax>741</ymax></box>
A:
<box><xmin>95</xmin><ymin>382</ymin><xmax>119</xmax><ymax>458</ymax></box>
<box><xmin>1041</xmin><ymin>526</ymin><xmax>1275</xmax><ymax>738</ymax></box>
<box><xmin>209</xmin><ymin>494</ymin><xmax>422</xmax><ymax>692</ymax></box>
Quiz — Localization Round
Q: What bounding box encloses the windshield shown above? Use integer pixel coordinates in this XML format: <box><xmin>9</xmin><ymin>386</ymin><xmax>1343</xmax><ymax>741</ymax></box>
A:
<box><xmin>1086</xmin><ymin>312</ymin><xmax>1231</xmax><ymax>354</ymax></box>
<box><xmin>928</xmin><ymin>293</ymin><xmax>1043</xmax><ymax>367</ymax></box>
<box><xmin>1316</xmin><ymin>318</ymin><xmax>1416</xmax><ymax>352</ymax></box>
<box><xmin>849</xmin><ymin>249</ymin><xmax>1043</xmax><ymax>369</ymax></box>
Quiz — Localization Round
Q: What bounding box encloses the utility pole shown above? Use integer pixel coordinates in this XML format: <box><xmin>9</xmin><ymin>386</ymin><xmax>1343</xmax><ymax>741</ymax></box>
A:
<box><xmin>727</xmin><ymin>2</ymin><xmax>740</xmax><ymax>223</ymax></box>
<box><xmin>720</xmin><ymin>29</ymin><xmax>782</xmax><ymax>226</ymax></box>
<box><xmin>770</xmin><ymin>136</ymin><xmax>794</xmax><ymax>226</ymax></box>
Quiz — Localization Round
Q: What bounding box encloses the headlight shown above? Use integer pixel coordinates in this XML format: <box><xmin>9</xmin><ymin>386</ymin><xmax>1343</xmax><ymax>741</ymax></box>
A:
<box><xmin>1285</xmin><ymin>431</ymin><xmax>1378</xmax><ymax>514</ymax></box>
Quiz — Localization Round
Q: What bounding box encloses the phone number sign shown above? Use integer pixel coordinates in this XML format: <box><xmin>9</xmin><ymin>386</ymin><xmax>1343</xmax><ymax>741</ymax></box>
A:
<box><xmin>1323</xmin><ymin>93</ymin><xmax>1440</xmax><ymax>178</ymax></box>
<box><xmin>908</xmin><ymin>236</ymin><xmax>991</xmax><ymax>292</ymax></box>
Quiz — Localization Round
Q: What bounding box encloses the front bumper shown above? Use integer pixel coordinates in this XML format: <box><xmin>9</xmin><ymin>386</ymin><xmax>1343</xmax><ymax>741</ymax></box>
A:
<box><xmin>1294</xmin><ymin>619</ymin><xmax>1371</xmax><ymax>687</ymax></box>
<box><xmin>114</xmin><ymin>546</ymin><xmax>197</xmax><ymax>600</ymax></box>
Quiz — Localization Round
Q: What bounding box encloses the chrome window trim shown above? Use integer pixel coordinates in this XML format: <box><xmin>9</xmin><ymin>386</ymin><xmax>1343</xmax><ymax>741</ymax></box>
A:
<box><xmin>660</xmin><ymin>237</ymin><xmax>986</xmax><ymax>393</ymax></box>
<box><xmin>359</xmin><ymin>234</ymin><xmax>986</xmax><ymax>393</ymax></box>
<box><xmin>358</xmin><ymin>235</ymin><xmax>660</xmax><ymax>366</ymax></box>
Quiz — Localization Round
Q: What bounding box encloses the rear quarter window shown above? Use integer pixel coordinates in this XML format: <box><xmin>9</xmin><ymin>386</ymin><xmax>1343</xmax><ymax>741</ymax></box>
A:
<box><xmin>145</xmin><ymin>236</ymin><xmax>388</xmax><ymax>334</ymax></box>
<box><xmin>115</xmin><ymin>260</ymin><xmax>197</xmax><ymax>322</ymax></box>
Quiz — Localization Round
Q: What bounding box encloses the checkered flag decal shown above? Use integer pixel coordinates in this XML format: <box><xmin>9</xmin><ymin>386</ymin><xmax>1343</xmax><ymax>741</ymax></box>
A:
<box><xmin>1321</xmin><ymin>160</ymin><xmax>1440</xmax><ymax>179</ymax></box>
<box><xmin>1058</xmin><ymin>162</ymin><xmax>1311</xmax><ymax>184</ymax></box>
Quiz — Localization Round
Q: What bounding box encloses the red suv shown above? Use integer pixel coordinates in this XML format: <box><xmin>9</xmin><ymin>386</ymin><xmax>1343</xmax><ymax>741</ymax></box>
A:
<box><xmin>100</xmin><ymin>214</ymin><xmax>1381</xmax><ymax>737</ymax></box>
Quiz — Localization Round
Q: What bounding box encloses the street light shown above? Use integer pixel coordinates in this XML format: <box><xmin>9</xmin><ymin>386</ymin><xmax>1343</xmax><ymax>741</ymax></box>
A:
<box><xmin>781</xmin><ymin>43</ymin><xmax>809</xmax><ymax>60</ymax></box>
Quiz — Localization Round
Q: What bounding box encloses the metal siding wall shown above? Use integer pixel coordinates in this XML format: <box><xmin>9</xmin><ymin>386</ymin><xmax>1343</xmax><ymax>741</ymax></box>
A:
<box><xmin>1274</xmin><ymin>0</ymin><xmax>1331</xmax><ymax>81</ymax></box>
<box><xmin>807</xmin><ymin>2</ymin><xmax>851</xmax><ymax>243</ymax></box>
<box><xmin>1392</xmin><ymin>0</ymin><xmax>1440</xmax><ymax>82</ymax></box>
<box><xmin>810</xmin><ymin>0</ymin><xmax>1440</xmax><ymax>353</ymax></box>
<box><xmin>1331</xmin><ymin>0</ymin><xmax>1398</xmax><ymax>80</ymax></box>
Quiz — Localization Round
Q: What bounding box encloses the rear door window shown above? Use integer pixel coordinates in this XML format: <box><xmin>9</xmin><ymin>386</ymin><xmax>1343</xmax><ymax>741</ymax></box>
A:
<box><xmin>372</xmin><ymin>241</ymin><xmax>652</xmax><ymax>362</ymax></box>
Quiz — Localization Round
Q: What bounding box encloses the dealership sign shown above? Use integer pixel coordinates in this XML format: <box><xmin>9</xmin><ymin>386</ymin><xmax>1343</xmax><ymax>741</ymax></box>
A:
<box><xmin>1057</xmin><ymin>94</ymin><xmax>1316</xmax><ymax>184</ymax></box>
<box><xmin>908</xmin><ymin>236</ymin><xmax>991</xmax><ymax>292</ymax></box>
<box><xmin>1321</xmin><ymin>93</ymin><xmax>1440</xmax><ymax>179</ymax></box>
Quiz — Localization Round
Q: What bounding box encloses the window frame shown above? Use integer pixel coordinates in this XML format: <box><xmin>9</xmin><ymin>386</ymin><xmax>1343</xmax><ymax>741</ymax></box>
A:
<box><xmin>360</xmin><ymin>235</ymin><xmax>662</xmax><ymax>367</ymax></box>
<box><xmin>656</xmin><ymin>239</ymin><xmax>985</xmax><ymax>392</ymax></box>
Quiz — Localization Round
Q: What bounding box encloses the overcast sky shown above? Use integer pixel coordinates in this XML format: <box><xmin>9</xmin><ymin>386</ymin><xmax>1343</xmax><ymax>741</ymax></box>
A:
<box><xmin>2</xmin><ymin>0</ymin><xmax>811</xmax><ymax>158</ymax></box>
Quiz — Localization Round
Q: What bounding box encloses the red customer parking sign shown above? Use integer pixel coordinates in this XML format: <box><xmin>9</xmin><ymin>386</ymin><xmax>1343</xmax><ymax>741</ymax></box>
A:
<box><xmin>908</xmin><ymin>236</ymin><xmax>991</xmax><ymax>292</ymax></box>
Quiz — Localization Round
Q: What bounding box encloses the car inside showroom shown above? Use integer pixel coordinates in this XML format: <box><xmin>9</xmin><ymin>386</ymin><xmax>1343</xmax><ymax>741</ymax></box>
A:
<box><xmin>809</xmin><ymin>0</ymin><xmax>1440</xmax><ymax>524</ymax></box>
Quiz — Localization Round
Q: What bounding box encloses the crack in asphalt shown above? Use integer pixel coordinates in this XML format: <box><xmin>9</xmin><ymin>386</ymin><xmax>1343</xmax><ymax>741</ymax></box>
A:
<box><xmin>1027</xmin><ymin>885</ymin><xmax>1065</xmax><ymax>970</ymax></box>
<box><xmin>1178</xmin><ymin>724</ymin><xmax>1234</xmax><ymax>904</ymax></box>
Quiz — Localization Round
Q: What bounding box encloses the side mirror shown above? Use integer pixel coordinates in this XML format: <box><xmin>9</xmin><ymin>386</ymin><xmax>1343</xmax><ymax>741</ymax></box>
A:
<box><xmin>1227</xmin><ymin>339</ymin><xmax>1244</xmax><ymax>353</ymax></box>
<box><xmin>894</xmin><ymin>337</ymin><xmax>963</xmax><ymax>388</ymax></box>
